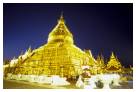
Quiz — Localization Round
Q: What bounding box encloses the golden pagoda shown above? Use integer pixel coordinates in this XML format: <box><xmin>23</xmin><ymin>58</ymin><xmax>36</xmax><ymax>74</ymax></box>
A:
<box><xmin>106</xmin><ymin>52</ymin><xmax>122</xmax><ymax>73</ymax></box>
<box><xmin>95</xmin><ymin>54</ymin><xmax>105</xmax><ymax>73</ymax></box>
<box><xmin>96</xmin><ymin>54</ymin><xmax>105</xmax><ymax>67</ymax></box>
<box><xmin>4</xmin><ymin>14</ymin><xmax>96</xmax><ymax>78</ymax></box>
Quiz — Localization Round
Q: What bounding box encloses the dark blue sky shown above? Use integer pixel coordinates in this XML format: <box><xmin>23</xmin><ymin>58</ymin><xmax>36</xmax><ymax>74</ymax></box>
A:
<box><xmin>3</xmin><ymin>3</ymin><xmax>133</xmax><ymax>67</ymax></box>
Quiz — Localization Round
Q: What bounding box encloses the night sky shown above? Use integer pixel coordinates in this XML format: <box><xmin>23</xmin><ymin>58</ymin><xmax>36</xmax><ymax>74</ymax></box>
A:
<box><xmin>3</xmin><ymin>3</ymin><xmax>133</xmax><ymax>67</ymax></box>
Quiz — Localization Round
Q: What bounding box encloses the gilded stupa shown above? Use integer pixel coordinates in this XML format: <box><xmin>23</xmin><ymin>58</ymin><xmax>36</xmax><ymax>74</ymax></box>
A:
<box><xmin>4</xmin><ymin>14</ymin><xmax>96</xmax><ymax>78</ymax></box>
<box><xmin>106</xmin><ymin>52</ymin><xmax>122</xmax><ymax>72</ymax></box>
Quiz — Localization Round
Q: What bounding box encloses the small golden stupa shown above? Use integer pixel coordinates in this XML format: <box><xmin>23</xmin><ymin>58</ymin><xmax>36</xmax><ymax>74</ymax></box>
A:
<box><xmin>106</xmin><ymin>52</ymin><xmax>122</xmax><ymax>72</ymax></box>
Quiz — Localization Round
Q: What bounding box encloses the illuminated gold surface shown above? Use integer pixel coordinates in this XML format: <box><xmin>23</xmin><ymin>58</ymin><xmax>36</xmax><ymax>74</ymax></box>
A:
<box><xmin>4</xmin><ymin>15</ymin><xmax>125</xmax><ymax>79</ymax></box>
<box><xmin>4</xmin><ymin>15</ymin><xmax>96</xmax><ymax>77</ymax></box>
<box><xmin>106</xmin><ymin>52</ymin><xmax>122</xmax><ymax>72</ymax></box>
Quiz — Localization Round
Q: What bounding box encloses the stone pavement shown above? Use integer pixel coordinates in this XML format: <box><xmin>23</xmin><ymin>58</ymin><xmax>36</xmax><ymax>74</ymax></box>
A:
<box><xmin>3</xmin><ymin>79</ymin><xmax>133</xmax><ymax>89</ymax></box>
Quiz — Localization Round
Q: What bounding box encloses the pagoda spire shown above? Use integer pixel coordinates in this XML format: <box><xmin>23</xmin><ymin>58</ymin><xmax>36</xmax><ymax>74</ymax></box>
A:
<box><xmin>109</xmin><ymin>51</ymin><xmax>117</xmax><ymax>61</ymax></box>
<box><xmin>58</xmin><ymin>12</ymin><xmax>65</xmax><ymax>24</ymax></box>
<box><xmin>111</xmin><ymin>52</ymin><xmax>115</xmax><ymax>58</ymax></box>
<box><xmin>96</xmin><ymin>53</ymin><xmax>104</xmax><ymax>66</ymax></box>
<box><xmin>106</xmin><ymin>51</ymin><xmax>122</xmax><ymax>71</ymax></box>
<box><xmin>60</xmin><ymin>11</ymin><xmax>63</xmax><ymax>18</ymax></box>
<box><xmin>48</xmin><ymin>13</ymin><xmax>73</xmax><ymax>44</ymax></box>
<box><xmin>27</xmin><ymin>46</ymin><xmax>32</xmax><ymax>53</ymax></box>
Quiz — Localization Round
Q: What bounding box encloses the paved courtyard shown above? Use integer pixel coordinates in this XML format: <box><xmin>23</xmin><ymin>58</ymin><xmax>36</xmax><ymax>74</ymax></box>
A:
<box><xmin>3</xmin><ymin>79</ymin><xmax>77</xmax><ymax>89</ymax></box>
<box><xmin>3</xmin><ymin>79</ymin><xmax>133</xmax><ymax>89</ymax></box>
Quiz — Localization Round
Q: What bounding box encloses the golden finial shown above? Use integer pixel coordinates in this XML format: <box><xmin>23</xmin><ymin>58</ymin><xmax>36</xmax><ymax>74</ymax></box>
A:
<box><xmin>58</xmin><ymin>12</ymin><xmax>65</xmax><ymax>23</ymax></box>
<box><xmin>111</xmin><ymin>51</ymin><xmax>114</xmax><ymax>56</ymax></box>
<box><xmin>60</xmin><ymin>11</ymin><xmax>63</xmax><ymax>19</ymax></box>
